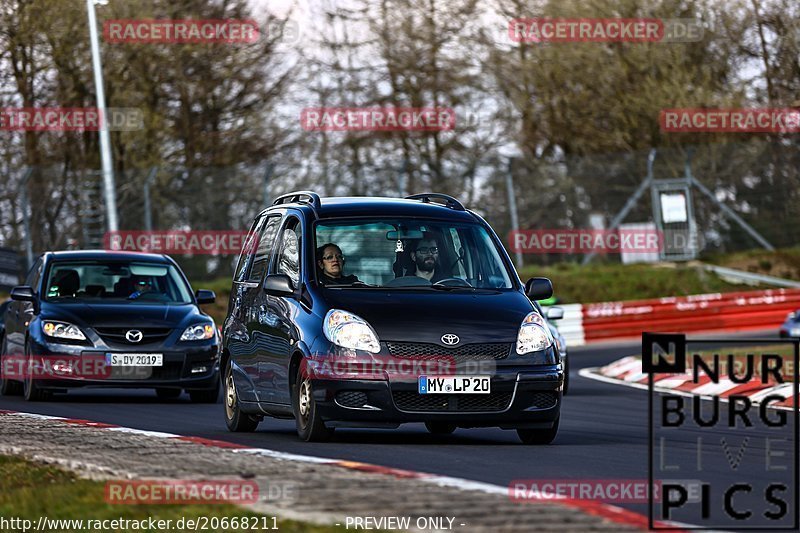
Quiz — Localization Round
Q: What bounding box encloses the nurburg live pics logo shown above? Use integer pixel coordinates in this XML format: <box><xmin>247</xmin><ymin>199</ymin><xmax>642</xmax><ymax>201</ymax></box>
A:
<box><xmin>644</xmin><ymin>332</ymin><xmax>799</xmax><ymax>530</ymax></box>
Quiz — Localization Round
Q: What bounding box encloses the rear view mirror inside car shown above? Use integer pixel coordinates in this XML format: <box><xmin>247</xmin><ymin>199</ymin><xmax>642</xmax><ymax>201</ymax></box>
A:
<box><xmin>101</xmin><ymin>266</ymin><xmax>130</xmax><ymax>276</ymax></box>
<box><xmin>130</xmin><ymin>264</ymin><xmax>169</xmax><ymax>276</ymax></box>
<box><xmin>386</xmin><ymin>229</ymin><xmax>424</xmax><ymax>240</ymax></box>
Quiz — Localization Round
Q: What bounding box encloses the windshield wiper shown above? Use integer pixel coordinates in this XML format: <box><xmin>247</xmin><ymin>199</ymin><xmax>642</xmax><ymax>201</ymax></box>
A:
<box><xmin>428</xmin><ymin>284</ymin><xmax>476</xmax><ymax>291</ymax></box>
<box><xmin>324</xmin><ymin>281</ymin><xmax>376</xmax><ymax>288</ymax></box>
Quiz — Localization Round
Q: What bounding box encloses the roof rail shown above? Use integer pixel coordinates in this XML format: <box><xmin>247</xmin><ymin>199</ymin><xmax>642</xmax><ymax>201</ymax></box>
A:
<box><xmin>404</xmin><ymin>193</ymin><xmax>465</xmax><ymax>211</ymax></box>
<box><xmin>272</xmin><ymin>191</ymin><xmax>322</xmax><ymax>211</ymax></box>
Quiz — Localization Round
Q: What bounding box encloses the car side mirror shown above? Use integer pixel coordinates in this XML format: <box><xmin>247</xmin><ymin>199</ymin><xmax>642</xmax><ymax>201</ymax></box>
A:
<box><xmin>195</xmin><ymin>289</ymin><xmax>216</xmax><ymax>304</ymax></box>
<box><xmin>10</xmin><ymin>285</ymin><xmax>36</xmax><ymax>303</ymax></box>
<box><xmin>525</xmin><ymin>277</ymin><xmax>553</xmax><ymax>300</ymax></box>
<box><xmin>263</xmin><ymin>274</ymin><xmax>295</xmax><ymax>297</ymax></box>
<box><xmin>545</xmin><ymin>306</ymin><xmax>564</xmax><ymax>321</ymax></box>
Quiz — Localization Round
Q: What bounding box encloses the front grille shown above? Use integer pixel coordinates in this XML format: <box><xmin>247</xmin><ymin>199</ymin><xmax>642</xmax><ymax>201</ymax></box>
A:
<box><xmin>95</xmin><ymin>327</ymin><xmax>172</xmax><ymax>345</ymax></box>
<box><xmin>151</xmin><ymin>362</ymin><xmax>184</xmax><ymax>380</ymax></box>
<box><xmin>104</xmin><ymin>361</ymin><xmax>184</xmax><ymax>381</ymax></box>
<box><xmin>528</xmin><ymin>392</ymin><xmax>558</xmax><ymax>409</ymax></box>
<box><xmin>335</xmin><ymin>391</ymin><xmax>369</xmax><ymax>408</ymax></box>
<box><xmin>392</xmin><ymin>390</ymin><xmax>513</xmax><ymax>412</ymax></box>
<box><xmin>386</xmin><ymin>342</ymin><xmax>511</xmax><ymax>361</ymax></box>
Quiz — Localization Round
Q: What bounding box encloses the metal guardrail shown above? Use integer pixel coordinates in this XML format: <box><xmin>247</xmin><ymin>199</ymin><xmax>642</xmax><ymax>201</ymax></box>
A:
<box><xmin>703</xmin><ymin>264</ymin><xmax>800</xmax><ymax>288</ymax></box>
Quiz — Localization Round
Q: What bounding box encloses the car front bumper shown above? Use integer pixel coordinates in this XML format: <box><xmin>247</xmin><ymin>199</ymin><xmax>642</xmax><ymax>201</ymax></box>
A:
<box><xmin>310</xmin><ymin>365</ymin><xmax>562</xmax><ymax>429</ymax></box>
<box><xmin>21</xmin><ymin>335</ymin><xmax>220</xmax><ymax>390</ymax></box>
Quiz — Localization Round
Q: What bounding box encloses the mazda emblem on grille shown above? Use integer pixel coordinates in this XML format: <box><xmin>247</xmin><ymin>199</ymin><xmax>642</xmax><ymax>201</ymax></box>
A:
<box><xmin>441</xmin><ymin>333</ymin><xmax>460</xmax><ymax>346</ymax></box>
<box><xmin>125</xmin><ymin>330</ymin><xmax>143</xmax><ymax>343</ymax></box>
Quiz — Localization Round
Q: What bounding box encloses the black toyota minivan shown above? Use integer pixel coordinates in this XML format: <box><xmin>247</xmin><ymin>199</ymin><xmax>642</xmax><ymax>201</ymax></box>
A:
<box><xmin>222</xmin><ymin>192</ymin><xmax>563</xmax><ymax>443</ymax></box>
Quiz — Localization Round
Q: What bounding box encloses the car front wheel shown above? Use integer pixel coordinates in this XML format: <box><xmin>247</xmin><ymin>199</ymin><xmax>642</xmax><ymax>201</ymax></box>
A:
<box><xmin>223</xmin><ymin>361</ymin><xmax>259</xmax><ymax>432</ymax></box>
<box><xmin>0</xmin><ymin>336</ymin><xmax>22</xmax><ymax>396</ymax></box>
<box><xmin>292</xmin><ymin>371</ymin><xmax>333</xmax><ymax>442</ymax></box>
<box><xmin>23</xmin><ymin>342</ymin><xmax>48</xmax><ymax>402</ymax></box>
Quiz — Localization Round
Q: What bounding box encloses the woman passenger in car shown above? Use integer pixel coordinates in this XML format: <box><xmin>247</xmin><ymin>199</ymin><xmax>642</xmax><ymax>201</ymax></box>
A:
<box><xmin>316</xmin><ymin>243</ymin><xmax>360</xmax><ymax>285</ymax></box>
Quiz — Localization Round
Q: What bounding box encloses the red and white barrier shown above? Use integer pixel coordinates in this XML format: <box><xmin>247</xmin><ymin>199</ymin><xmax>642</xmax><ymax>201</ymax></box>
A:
<box><xmin>584</xmin><ymin>356</ymin><xmax>795</xmax><ymax>411</ymax></box>
<box><xmin>547</xmin><ymin>288</ymin><xmax>799</xmax><ymax>347</ymax></box>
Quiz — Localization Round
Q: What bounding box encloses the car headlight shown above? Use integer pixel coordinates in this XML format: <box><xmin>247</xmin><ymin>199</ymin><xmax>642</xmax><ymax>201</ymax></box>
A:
<box><xmin>323</xmin><ymin>309</ymin><xmax>380</xmax><ymax>353</ymax></box>
<box><xmin>516</xmin><ymin>312</ymin><xmax>553</xmax><ymax>354</ymax></box>
<box><xmin>180</xmin><ymin>323</ymin><xmax>215</xmax><ymax>341</ymax></box>
<box><xmin>42</xmin><ymin>321</ymin><xmax>86</xmax><ymax>341</ymax></box>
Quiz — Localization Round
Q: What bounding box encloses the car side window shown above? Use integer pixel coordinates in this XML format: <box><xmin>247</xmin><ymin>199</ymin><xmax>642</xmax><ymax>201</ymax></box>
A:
<box><xmin>248</xmin><ymin>216</ymin><xmax>281</xmax><ymax>283</ymax></box>
<box><xmin>25</xmin><ymin>259</ymin><xmax>43</xmax><ymax>290</ymax></box>
<box><xmin>275</xmin><ymin>219</ymin><xmax>301</xmax><ymax>287</ymax></box>
<box><xmin>234</xmin><ymin>215</ymin><xmax>267</xmax><ymax>283</ymax></box>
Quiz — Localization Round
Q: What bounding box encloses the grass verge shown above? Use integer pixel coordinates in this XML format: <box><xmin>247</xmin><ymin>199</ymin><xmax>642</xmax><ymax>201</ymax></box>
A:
<box><xmin>0</xmin><ymin>455</ymin><xmax>344</xmax><ymax>532</ymax></box>
<box><xmin>519</xmin><ymin>262</ymin><xmax>763</xmax><ymax>304</ymax></box>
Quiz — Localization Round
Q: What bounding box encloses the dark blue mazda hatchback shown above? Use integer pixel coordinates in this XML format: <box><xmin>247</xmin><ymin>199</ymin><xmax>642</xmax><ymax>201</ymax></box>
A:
<box><xmin>222</xmin><ymin>192</ymin><xmax>563</xmax><ymax>443</ymax></box>
<box><xmin>0</xmin><ymin>251</ymin><xmax>220</xmax><ymax>402</ymax></box>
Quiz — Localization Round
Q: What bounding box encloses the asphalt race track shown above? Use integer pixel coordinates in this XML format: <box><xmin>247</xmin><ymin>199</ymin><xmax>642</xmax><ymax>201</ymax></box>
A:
<box><xmin>1</xmin><ymin>337</ymin><xmax>795</xmax><ymax>527</ymax></box>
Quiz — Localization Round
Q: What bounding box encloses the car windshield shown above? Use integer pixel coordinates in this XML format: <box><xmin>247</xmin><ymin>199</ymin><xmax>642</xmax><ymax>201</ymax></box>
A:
<box><xmin>43</xmin><ymin>261</ymin><xmax>193</xmax><ymax>304</ymax></box>
<box><xmin>314</xmin><ymin>219</ymin><xmax>514</xmax><ymax>289</ymax></box>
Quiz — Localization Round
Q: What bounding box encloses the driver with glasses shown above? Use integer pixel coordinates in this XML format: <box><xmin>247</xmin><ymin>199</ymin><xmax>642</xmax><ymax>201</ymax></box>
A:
<box><xmin>409</xmin><ymin>234</ymin><xmax>447</xmax><ymax>283</ymax></box>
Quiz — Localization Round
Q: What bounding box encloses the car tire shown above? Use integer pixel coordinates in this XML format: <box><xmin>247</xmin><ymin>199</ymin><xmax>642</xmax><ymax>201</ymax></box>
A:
<box><xmin>292</xmin><ymin>371</ymin><xmax>333</xmax><ymax>442</ymax></box>
<box><xmin>22</xmin><ymin>342</ymin><xmax>48</xmax><ymax>402</ymax></box>
<box><xmin>425</xmin><ymin>422</ymin><xmax>457</xmax><ymax>435</ymax></box>
<box><xmin>517</xmin><ymin>416</ymin><xmax>559</xmax><ymax>445</ymax></box>
<box><xmin>224</xmin><ymin>361</ymin><xmax>259</xmax><ymax>432</ymax></box>
<box><xmin>189</xmin><ymin>380</ymin><xmax>220</xmax><ymax>403</ymax></box>
<box><xmin>155</xmin><ymin>388</ymin><xmax>182</xmax><ymax>400</ymax></box>
<box><xmin>0</xmin><ymin>336</ymin><xmax>22</xmax><ymax>396</ymax></box>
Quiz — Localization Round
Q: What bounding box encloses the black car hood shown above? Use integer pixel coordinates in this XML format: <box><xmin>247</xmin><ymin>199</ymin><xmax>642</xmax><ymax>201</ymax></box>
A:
<box><xmin>40</xmin><ymin>301</ymin><xmax>201</xmax><ymax>328</ymax></box>
<box><xmin>320</xmin><ymin>289</ymin><xmax>534</xmax><ymax>344</ymax></box>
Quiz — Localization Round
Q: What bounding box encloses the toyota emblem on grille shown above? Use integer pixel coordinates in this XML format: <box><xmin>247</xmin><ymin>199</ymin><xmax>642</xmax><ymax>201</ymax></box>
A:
<box><xmin>441</xmin><ymin>333</ymin><xmax>460</xmax><ymax>346</ymax></box>
<box><xmin>125</xmin><ymin>330</ymin><xmax>143</xmax><ymax>343</ymax></box>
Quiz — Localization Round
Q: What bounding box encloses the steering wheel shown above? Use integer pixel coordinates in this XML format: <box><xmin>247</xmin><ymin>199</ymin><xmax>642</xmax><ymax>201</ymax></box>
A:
<box><xmin>128</xmin><ymin>291</ymin><xmax>170</xmax><ymax>302</ymax></box>
<box><xmin>385</xmin><ymin>276</ymin><xmax>432</xmax><ymax>287</ymax></box>
<box><xmin>432</xmin><ymin>278</ymin><xmax>473</xmax><ymax>288</ymax></box>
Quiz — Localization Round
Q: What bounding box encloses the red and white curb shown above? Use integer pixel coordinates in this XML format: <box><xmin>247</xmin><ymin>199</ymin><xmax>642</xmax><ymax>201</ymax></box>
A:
<box><xmin>580</xmin><ymin>356</ymin><xmax>796</xmax><ymax>411</ymax></box>
<box><xmin>0</xmin><ymin>409</ymin><xmax>677</xmax><ymax>531</ymax></box>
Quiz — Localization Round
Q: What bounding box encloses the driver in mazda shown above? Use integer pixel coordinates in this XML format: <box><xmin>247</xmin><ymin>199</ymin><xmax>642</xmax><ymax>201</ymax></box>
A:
<box><xmin>128</xmin><ymin>276</ymin><xmax>157</xmax><ymax>299</ymax></box>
